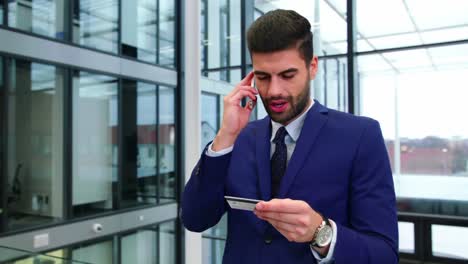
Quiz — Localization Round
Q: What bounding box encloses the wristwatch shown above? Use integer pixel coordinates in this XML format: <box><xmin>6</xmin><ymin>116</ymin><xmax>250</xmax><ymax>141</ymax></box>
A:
<box><xmin>310</xmin><ymin>213</ymin><xmax>333</xmax><ymax>248</ymax></box>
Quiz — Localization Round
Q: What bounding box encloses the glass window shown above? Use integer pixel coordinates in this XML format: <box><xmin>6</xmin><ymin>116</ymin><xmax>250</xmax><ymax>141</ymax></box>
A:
<box><xmin>398</xmin><ymin>222</ymin><xmax>415</xmax><ymax>254</ymax></box>
<box><xmin>158</xmin><ymin>86</ymin><xmax>176</xmax><ymax>203</ymax></box>
<box><xmin>0</xmin><ymin>58</ymin><xmax>4</xmax><ymax>233</ymax></box>
<box><xmin>432</xmin><ymin>225</ymin><xmax>468</xmax><ymax>260</ymax></box>
<box><xmin>359</xmin><ymin>44</ymin><xmax>468</xmax><ymax>217</ymax></box>
<box><xmin>0</xmin><ymin>2</ymin><xmax>4</xmax><ymax>24</ymax></box>
<box><xmin>203</xmin><ymin>215</ymin><xmax>227</xmax><ymax>264</ymax></box>
<box><xmin>254</xmin><ymin>0</ymin><xmax>347</xmax><ymax>56</ymax></box>
<box><xmin>5</xmin><ymin>60</ymin><xmax>64</xmax><ymax>231</ymax></box>
<box><xmin>159</xmin><ymin>221</ymin><xmax>176</xmax><ymax>264</ymax></box>
<box><xmin>73</xmin><ymin>0</ymin><xmax>119</xmax><ymax>53</ymax></box>
<box><xmin>201</xmin><ymin>0</ymin><xmax>207</xmax><ymax>71</ymax></box>
<box><xmin>8</xmin><ymin>0</ymin><xmax>65</xmax><ymax>39</ymax></box>
<box><xmin>202</xmin><ymin>0</ymin><xmax>242</xmax><ymax>82</ymax></box>
<box><xmin>315</xmin><ymin>57</ymin><xmax>347</xmax><ymax>112</ymax></box>
<box><xmin>121</xmin><ymin>80</ymin><xmax>158</xmax><ymax>207</ymax></box>
<box><xmin>0</xmin><ymin>248</ymin><xmax>75</xmax><ymax>263</ymax></box>
<box><xmin>203</xmin><ymin>236</ymin><xmax>225</xmax><ymax>264</ymax></box>
<box><xmin>72</xmin><ymin>71</ymin><xmax>118</xmax><ymax>217</ymax></box>
<box><xmin>72</xmin><ymin>239</ymin><xmax>114</xmax><ymax>264</ymax></box>
<box><xmin>357</xmin><ymin>0</ymin><xmax>468</xmax><ymax>51</ymax></box>
<box><xmin>0</xmin><ymin>58</ymin><xmax>3</xmax><ymax>87</ymax></box>
<box><xmin>121</xmin><ymin>227</ymin><xmax>158</xmax><ymax>264</ymax></box>
<box><xmin>201</xmin><ymin>93</ymin><xmax>219</xmax><ymax>151</ymax></box>
<box><xmin>159</xmin><ymin>0</ymin><xmax>176</xmax><ymax>68</ymax></box>
<box><xmin>121</xmin><ymin>0</ymin><xmax>157</xmax><ymax>63</ymax></box>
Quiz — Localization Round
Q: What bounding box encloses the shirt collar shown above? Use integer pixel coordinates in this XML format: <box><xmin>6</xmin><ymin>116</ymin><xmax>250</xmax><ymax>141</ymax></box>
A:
<box><xmin>270</xmin><ymin>100</ymin><xmax>314</xmax><ymax>142</ymax></box>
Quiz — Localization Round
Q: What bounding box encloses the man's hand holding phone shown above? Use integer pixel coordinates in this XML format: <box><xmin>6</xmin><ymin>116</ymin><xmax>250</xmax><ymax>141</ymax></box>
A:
<box><xmin>212</xmin><ymin>72</ymin><xmax>258</xmax><ymax>151</ymax></box>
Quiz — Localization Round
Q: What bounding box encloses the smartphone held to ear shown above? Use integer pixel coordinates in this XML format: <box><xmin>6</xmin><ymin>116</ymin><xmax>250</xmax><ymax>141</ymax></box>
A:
<box><xmin>247</xmin><ymin>78</ymin><xmax>257</xmax><ymax>110</ymax></box>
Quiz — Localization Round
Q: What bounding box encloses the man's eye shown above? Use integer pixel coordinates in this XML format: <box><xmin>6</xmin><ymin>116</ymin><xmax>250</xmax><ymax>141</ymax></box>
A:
<box><xmin>282</xmin><ymin>74</ymin><xmax>294</xmax><ymax>79</ymax></box>
<box><xmin>257</xmin><ymin>76</ymin><xmax>268</xmax><ymax>80</ymax></box>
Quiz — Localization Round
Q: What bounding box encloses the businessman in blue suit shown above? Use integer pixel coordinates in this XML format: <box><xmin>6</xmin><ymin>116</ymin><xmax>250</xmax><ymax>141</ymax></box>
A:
<box><xmin>182</xmin><ymin>9</ymin><xmax>398</xmax><ymax>263</ymax></box>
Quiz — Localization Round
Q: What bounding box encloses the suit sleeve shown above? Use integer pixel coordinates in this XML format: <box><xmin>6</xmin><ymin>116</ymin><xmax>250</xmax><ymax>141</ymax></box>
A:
<box><xmin>333</xmin><ymin>120</ymin><xmax>399</xmax><ymax>263</ymax></box>
<box><xmin>181</xmin><ymin>144</ymin><xmax>231</xmax><ymax>232</ymax></box>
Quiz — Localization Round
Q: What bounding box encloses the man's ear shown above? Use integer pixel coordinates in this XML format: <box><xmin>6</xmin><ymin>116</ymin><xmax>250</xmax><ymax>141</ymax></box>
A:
<box><xmin>309</xmin><ymin>56</ymin><xmax>319</xmax><ymax>80</ymax></box>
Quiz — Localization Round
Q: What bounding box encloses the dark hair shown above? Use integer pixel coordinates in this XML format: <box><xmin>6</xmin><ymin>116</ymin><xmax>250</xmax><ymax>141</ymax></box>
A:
<box><xmin>247</xmin><ymin>9</ymin><xmax>313</xmax><ymax>65</ymax></box>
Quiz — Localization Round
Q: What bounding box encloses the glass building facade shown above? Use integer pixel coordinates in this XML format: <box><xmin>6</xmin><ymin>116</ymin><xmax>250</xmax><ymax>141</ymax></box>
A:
<box><xmin>0</xmin><ymin>0</ymin><xmax>180</xmax><ymax>263</ymax></box>
<box><xmin>0</xmin><ymin>1</ymin><xmax>467</xmax><ymax>264</ymax></box>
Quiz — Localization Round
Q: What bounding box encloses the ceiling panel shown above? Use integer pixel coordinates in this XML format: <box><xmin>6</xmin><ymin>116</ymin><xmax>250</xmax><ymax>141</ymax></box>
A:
<box><xmin>383</xmin><ymin>49</ymin><xmax>432</xmax><ymax>70</ymax></box>
<box><xmin>368</xmin><ymin>33</ymin><xmax>422</xmax><ymax>50</ymax></box>
<box><xmin>358</xmin><ymin>54</ymin><xmax>394</xmax><ymax>73</ymax></box>
<box><xmin>357</xmin><ymin>0</ymin><xmax>415</xmax><ymax>38</ymax></box>
<box><xmin>429</xmin><ymin>44</ymin><xmax>468</xmax><ymax>69</ymax></box>
<box><xmin>421</xmin><ymin>26</ymin><xmax>468</xmax><ymax>44</ymax></box>
<box><xmin>405</xmin><ymin>0</ymin><xmax>468</xmax><ymax>30</ymax></box>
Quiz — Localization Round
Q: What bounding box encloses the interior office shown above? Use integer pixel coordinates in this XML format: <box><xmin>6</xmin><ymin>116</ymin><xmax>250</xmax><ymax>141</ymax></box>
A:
<box><xmin>0</xmin><ymin>0</ymin><xmax>467</xmax><ymax>263</ymax></box>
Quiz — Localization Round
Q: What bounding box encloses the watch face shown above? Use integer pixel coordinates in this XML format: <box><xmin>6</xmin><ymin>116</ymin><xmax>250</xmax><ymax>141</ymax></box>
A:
<box><xmin>316</xmin><ymin>225</ymin><xmax>333</xmax><ymax>247</ymax></box>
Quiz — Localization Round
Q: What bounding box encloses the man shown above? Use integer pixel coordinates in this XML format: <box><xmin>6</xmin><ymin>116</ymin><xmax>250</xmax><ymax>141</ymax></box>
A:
<box><xmin>182</xmin><ymin>9</ymin><xmax>398</xmax><ymax>264</ymax></box>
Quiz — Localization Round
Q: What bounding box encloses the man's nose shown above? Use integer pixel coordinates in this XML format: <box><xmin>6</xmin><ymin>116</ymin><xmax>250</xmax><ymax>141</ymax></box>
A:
<box><xmin>268</xmin><ymin>77</ymin><xmax>283</xmax><ymax>96</ymax></box>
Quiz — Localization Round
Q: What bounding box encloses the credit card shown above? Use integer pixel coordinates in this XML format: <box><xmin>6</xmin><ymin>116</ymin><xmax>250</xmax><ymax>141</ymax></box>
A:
<box><xmin>225</xmin><ymin>196</ymin><xmax>261</xmax><ymax>211</ymax></box>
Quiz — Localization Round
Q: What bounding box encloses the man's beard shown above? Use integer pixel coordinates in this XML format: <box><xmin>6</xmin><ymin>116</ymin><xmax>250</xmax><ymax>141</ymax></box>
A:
<box><xmin>261</xmin><ymin>79</ymin><xmax>311</xmax><ymax>125</ymax></box>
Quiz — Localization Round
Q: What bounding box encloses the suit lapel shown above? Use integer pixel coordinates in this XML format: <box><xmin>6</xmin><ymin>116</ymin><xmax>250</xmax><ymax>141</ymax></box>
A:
<box><xmin>256</xmin><ymin>116</ymin><xmax>272</xmax><ymax>201</ymax></box>
<box><xmin>278</xmin><ymin>100</ymin><xmax>329</xmax><ymax>198</ymax></box>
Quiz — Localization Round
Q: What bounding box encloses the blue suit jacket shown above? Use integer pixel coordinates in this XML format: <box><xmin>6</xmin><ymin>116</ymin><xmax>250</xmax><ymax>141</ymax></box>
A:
<box><xmin>182</xmin><ymin>101</ymin><xmax>398</xmax><ymax>263</ymax></box>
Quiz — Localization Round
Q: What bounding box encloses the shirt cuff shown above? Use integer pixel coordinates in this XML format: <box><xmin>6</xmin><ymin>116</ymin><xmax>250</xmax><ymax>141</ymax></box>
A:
<box><xmin>205</xmin><ymin>142</ymin><xmax>233</xmax><ymax>157</ymax></box>
<box><xmin>310</xmin><ymin>219</ymin><xmax>337</xmax><ymax>263</ymax></box>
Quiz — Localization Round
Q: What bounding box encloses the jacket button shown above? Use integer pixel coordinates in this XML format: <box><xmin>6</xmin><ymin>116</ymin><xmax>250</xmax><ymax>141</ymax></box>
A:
<box><xmin>264</xmin><ymin>233</ymin><xmax>272</xmax><ymax>245</ymax></box>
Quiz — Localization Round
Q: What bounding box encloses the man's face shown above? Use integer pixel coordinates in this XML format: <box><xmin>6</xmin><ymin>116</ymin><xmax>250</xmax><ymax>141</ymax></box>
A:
<box><xmin>252</xmin><ymin>47</ymin><xmax>318</xmax><ymax>125</ymax></box>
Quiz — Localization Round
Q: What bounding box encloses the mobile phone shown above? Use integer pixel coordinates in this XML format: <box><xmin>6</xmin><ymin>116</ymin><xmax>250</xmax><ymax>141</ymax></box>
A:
<box><xmin>247</xmin><ymin>78</ymin><xmax>257</xmax><ymax>109</ymax></box>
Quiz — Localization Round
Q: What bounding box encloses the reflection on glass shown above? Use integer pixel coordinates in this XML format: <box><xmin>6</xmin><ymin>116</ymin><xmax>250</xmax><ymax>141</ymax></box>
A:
<box><xmin>121</xmin><ymin>0</ymin><xmax>157</xmax><ymax>63</ymax></box>
<box><xmin>315</xmin><ymin>57</ymin><xmax>347</xmax><ymax>112</ymax></box>
<box><xmin>8</xmin><ymin>0</ymin><xmax>65</xmax><ymax>39</ymax></box>
<box><xmin>357</xmin><ymin>0</ymin><xmax>468</xmax><ymax>51</ymax></box>
<box><xmin>359</xmin><ymin>44</ymin><xmax>468</xmax><ymax>217</ymax></box>
<box><xmin>398</xmin><ymin>222</ymin><xmax>414</xmax><ymax>254</ymax></box>
<box><xmin>158</xmin><ymin>87</ymin><xmax>176</xmax><ymax>203</ymax></box>
<box><xmin>432</xmin><ymin>225</ymin><xmax>468</xmax><ymax>260</ymax></box>
<box><xmin>159</xmin><ymin>0</ymin><xmax>176</xmax><ymax>67</ymax></box>
<box><xmin>202</xmin><ymin>0</ymin><xmax>241</xmax><ymax>82</ymax></box>
<box><xmin>121</xmin><ymin>228</ymin><xmax>158</xmax><ymax>264</ymax></box>
<box><xmin>6</xmin><ymin>60</ymin><xmax>64</xmax><ymax>231</ymax></box>
<box><xmin>73</xmin><ymin>0</ymin><xmax>119</xmax><ymax>53</ymax></box>
<box><xmin>254</xmin><ymin>0</ymin><xmax>347</xmax><ymax>56</ymax></box>
<box><xmin>201</xmin><ymin>93</ymin><xmax>218</xmax><ymax>151</ymax></box>
<box><xmin>72</xmin><ymin>239</ymin><xmax>114</xmax><ymax>264</ymax></box>
<box><xmin>159</xmin><ymin>221</ymin><xmax>176</xmax><ymax>264</ymax></box>
<box><xmin>121</xmin><ymin>81</ymin><xmax>157</xmax><ymax>207</ymax></box>
<box><xmin>72</xmin><ymin>71</ymin><xmax>118</xmax><ymax>217</ymax></box>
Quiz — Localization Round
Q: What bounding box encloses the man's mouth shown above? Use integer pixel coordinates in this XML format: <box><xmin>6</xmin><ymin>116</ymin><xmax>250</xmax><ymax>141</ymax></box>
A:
<box><xmin>269</xmin><ymin>100</ymin><xmax>288</xmax><ymax>113</ymax></box>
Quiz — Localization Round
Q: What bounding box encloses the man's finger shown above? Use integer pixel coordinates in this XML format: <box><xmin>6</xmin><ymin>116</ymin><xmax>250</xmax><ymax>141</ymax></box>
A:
<box><xmin>255</xmin><ymin>199</ymin><xmax>308</xmax><ymax>214</ymax></box>
<box><xmin>266</xmin><ymin>218</ymin><xmax>297</xmax><ymax>233</ymax></box>
<box><xmin>255</xmin><ymin>211</ymin><xmax>300</xmax><ymax>225</ymax></box>
<box><xmin>236</xmin><ymin>86</ymin><xmax>258</xmax><ymax>95</ymax></box>
<box><xmin>229</xmin><ymin>90</ymin><xmax>257</xmax><ymax>105</ymax></box>
<box><xmin>239</xmin><ymin>71</ymin><xmax>255</xmax><ymax>86</ymax></box>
